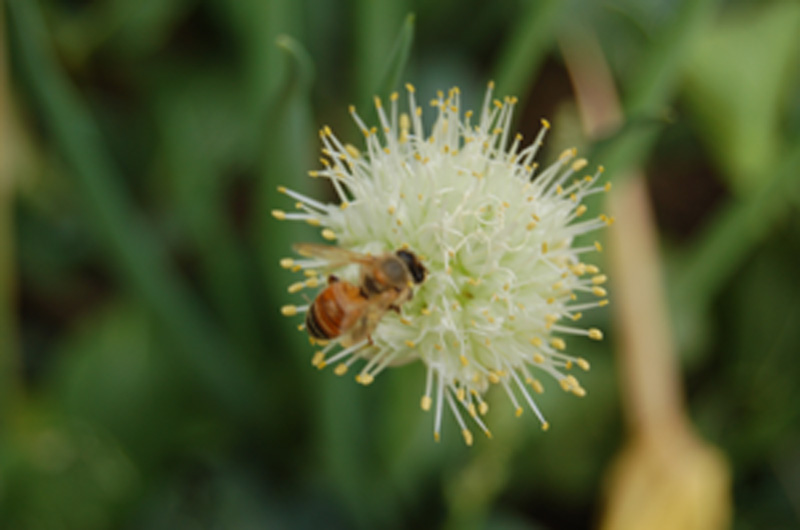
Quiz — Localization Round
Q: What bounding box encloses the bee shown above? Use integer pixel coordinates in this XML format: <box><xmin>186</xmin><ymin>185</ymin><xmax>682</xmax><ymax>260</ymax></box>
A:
<box><xmin>293</xmin><ymin>243</ymin><xmax>427</xmax><ymax>346</ymax></box>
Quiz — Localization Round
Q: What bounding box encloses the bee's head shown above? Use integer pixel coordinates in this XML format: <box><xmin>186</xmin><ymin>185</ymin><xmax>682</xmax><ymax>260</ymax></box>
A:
<box><xmin>395</xmin><ymin>249</ymin><xmax>427</xmax><ymax>285</ymax></box>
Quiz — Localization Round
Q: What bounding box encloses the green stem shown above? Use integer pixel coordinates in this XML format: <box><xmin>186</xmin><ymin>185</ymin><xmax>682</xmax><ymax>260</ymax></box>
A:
<box><xmin>675</xmin><ymin>137</ymin><xmax>800</xmax><ymax>308</ymax></box>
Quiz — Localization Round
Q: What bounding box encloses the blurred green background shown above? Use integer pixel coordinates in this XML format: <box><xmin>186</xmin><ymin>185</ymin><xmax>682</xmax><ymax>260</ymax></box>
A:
<box><xmin>2</xmin><ymin>0</ymin><xmax>800</xmax><ymax>528</ymax></box>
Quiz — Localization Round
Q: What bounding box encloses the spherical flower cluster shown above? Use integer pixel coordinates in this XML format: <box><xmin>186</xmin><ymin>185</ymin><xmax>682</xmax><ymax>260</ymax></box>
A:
<box><xmin>274</xmin><ymin>82</ymin><xmax>611</xmax><ymax>445</ymax></box>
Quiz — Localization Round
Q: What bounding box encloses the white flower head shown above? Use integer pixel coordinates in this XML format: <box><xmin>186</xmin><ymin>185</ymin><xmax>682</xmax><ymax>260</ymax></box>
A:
<box><xmin>274</xmin><ymin>82</ymin><xmax>612</xmax><ymax>445</ymax></box>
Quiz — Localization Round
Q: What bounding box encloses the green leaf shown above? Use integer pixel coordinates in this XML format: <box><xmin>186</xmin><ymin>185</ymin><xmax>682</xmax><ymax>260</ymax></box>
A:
<box><xmin>672</xmin><ymin>136</ymin><xmax>800</xmax><ymax>363</ymax></box>
<box><xmin>7</xmin><ymin>0</ymin><xmax>260</xmax><ymax>420</ymax></box>
<box><xmin>684</xmin><ymin>2</ymin><xmax>800</xmax><ymax>194</ymax></box>
<box><xmin>593</xmin><ymin>0</ymin><xmax>721</xmax><ymax>183</ymax></box>
<box><xmin>373</xmin><ymin>13</ymin><xmax>416</xmax><ymax>102</ymax></box>
<box><xmin>491</xmin><ymin>0</ymin><xmax>561</xmax><ymax>100</ymax></box>
<box><xmin>353</xmin><ymin>0</ymin><xmax>410</xmax><ymax>106</ymax></box>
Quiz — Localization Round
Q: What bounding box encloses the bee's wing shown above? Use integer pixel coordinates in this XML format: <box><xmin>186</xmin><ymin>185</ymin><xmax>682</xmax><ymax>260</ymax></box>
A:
<box><xmin>293</xmin><ymin>243</ymin><xmax>374</xmax><ymax>268</ymax></box>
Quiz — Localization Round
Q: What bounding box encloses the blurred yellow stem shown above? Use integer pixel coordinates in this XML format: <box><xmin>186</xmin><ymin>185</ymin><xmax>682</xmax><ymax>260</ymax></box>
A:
<box><xmin>0</xmin><ymin>0</ymin><xmax>22</xmax><ymax>415</ymax></box>
<box><xmin>561</xmin><ymin>28</ymin><xmax>731</xmax><ymax>530</ymax></box>
<box><xmin>561</xmin><ymin>31</ymin><xmax>687</xmax><ymax>439</ymax></box>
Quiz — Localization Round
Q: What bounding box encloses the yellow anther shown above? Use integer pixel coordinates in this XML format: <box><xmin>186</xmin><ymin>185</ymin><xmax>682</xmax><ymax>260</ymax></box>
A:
<box><xmin>271</xmin><ymin>209</ymin><xmax>286</xmax><ymax>220</ymax></box>
<box><xmin>592</xmin><ymin>274</ymin><xmax>607</xmax><ymax>285</ymax></box>
<box><xmin>541</xmin><ymin>118</ymin><xmax>551</xmax><ymax>129</ymax></box>
<box><xmin>456</xmin><ymin>388</ymin><xmax>466</xmax><ymax>401</ymax></box>
<box><xmin>541</xmin><ymin>242</ymin><xmax>548</xmax><ymax>254</ymax></box>
<box><xmin>573</xmin><ymin>386</ymin><xmax>587</xmax><ymax>397</ymax></box>
<box><xmin>280</xmin><ymin>258</ymin><xmax>294</xmax><ymax>269</ymax></box>
<box><xmin>594</xmin><ymin>241</ymin><xmax>603</xmax><ymax>252</ymax></box>
<box><xmin>586</xmin><ymin>265</ymin><xmax>600</xmax><ymax>274</ymax></box>
<box><xmin>515</xmin><ymin>407</ymin><xmax>523</xmax><ymax>418</ymax></box>
<box><xmin>316</xmin><ymin>361</ymin><xmax>327</xmax><ymax>370</ymax></box>
<box><xmin>571</xmin><ymin>158</ymin><xmax>588</xmax><ymax>171</ymax></box>
<box><xmin>311</xmin><ymin>351</ymin><xmax>325</xmax><ymax>366</ymax></box>
<box><xmin>281</xmin><ymin>305</ymin><xmax>298</xmax><ymax>316</ymax></box>
<box><xmin>559</xmin><ymin>378</ymin><xmax>571</xmax><ymax>391</ymax></box>
<box><xmin>530</xmin><ymin>337</ymin><xmax>543</xmax><ymax>347</ymax></box>
<box><xmin>287</xmin><ymin>282</ymin><xmax>305</xmax><ymax>294</ymax></box>
<box><xmin>434</xmin><ymin>431</ymin><xmax>441</xmax><ymax>442</ymax></box>
<box><xmin>488</xmin><ymin>372</ymin><xmax>500</xmax><ymax>384</ymax></box>
<box><xmin>459</xmin><ymin>355</ymin><xmax>469</xmax><ymax>367</ymax></box>
<box><xmin>592</xmin><ymin>286</ymin><xmax>608</xmax><ymax>297</ymax></box>
<box><xmin>575</xmin><ymin>205</ymin><xmax>587</xmax><ymax>216</ymax></box>
<box><xmin>541</xmin><ymin>421</ymin><xmax>550</xmax><ymax>431</ymax></box>
<box><xmin>588</xmin><ymin>328</ymin><xmax>604</xmax><ymax>341</ymax></box>
<box><xmin>344</xmin><ymin>144</ymin><xmax>360</xmax><ymax>158</ymax></box>
<box><xmin>533</xmin><ymin>353</ymin><xmax>545</xmax><ymax>364</ymax></box>
<box><xmin>404</xmin><ymin>340</ymin><xmax>415</xmax><ymax>348</ymax></box>
<box><xmin>467</xmin><ymin>403</ymin><xmax>477</xmax><ymax>417</ymax></box>
<box><xmin>571</xmin><ymin>312</ymin><xmax>583</xmax><ymax>321</ymax></box>
<box><xmin>598</xmin><ymin>299</ymin><xmax>610</xmax><ymax>307</ymax></box>
<box><xmin>551</xmin><ymin>338</ymin><xmax>566</xmax><ymax>350</ymax></box>
<box><xmin>308</xmin><ymin>170</ymin><xmax>319</xmax><ymax>178</ymax></box>
<box><xmin>334</xmin><ymin>363</ymin><xmax>348</xmax><ymax>376</ymax></box>
<box><xmin>531</xmin><ymin>379</ymin><xmax>545</xmax><ymax>394</ymax></box>
<box><xmin>577</xmin><ymin>358</ymin><xmax>591</xmax><ymax>371</ymax></box>
<box><xmin>479</xmin><ymin>402</ymin><xmax>489</xmax><ymax>415</ymax></box>
<box><xmin>462</xmin><ymin>429</ymin><xmax>474</xmax><ymax>446</ymax></box>
<box><xmin>357</xmin><ymin>373</ymin><xmax>374</xmax><ymax>386</ymax></box>
<box><xmin>421</xmin><ymin>395</ymin><xmax>432</xmax><ymax>411</ymax></box>
<box><xmin>306</xmin><ymin>218</ymin><xmax>321</xmax><ymax>226</ymax></box>
<box><xmin>604</xmin><ymin>182</ymin><xmax>612</xmax><ymax>192</ymax></box>
<box><xmin>321</xmin><ymin>229</ymin><xmax>337</xmax><ymax>240</ymax></box>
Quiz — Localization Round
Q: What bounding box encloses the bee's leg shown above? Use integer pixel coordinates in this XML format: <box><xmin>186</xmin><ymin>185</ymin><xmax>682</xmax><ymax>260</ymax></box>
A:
<box><xmin>327</xmin><ymin>275</ymin><xmax>340</xmax><ymax>284</ymax></box>
<box><xmin>388</xmin><ymin>304</ymin><xmax>401</xmax><ymax>313</ymax></box>
<box><xmin>367</xmin><ymin>334</ymin><xmax>374</xmax><ymax>346</ymax></box>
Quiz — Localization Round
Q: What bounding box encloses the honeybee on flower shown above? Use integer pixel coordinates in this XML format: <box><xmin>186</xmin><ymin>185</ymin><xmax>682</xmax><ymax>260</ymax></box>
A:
<box><xmin>274</xmin><ymin>82</ymin><xmax>612</xmax><ymax>445</ymax></box>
